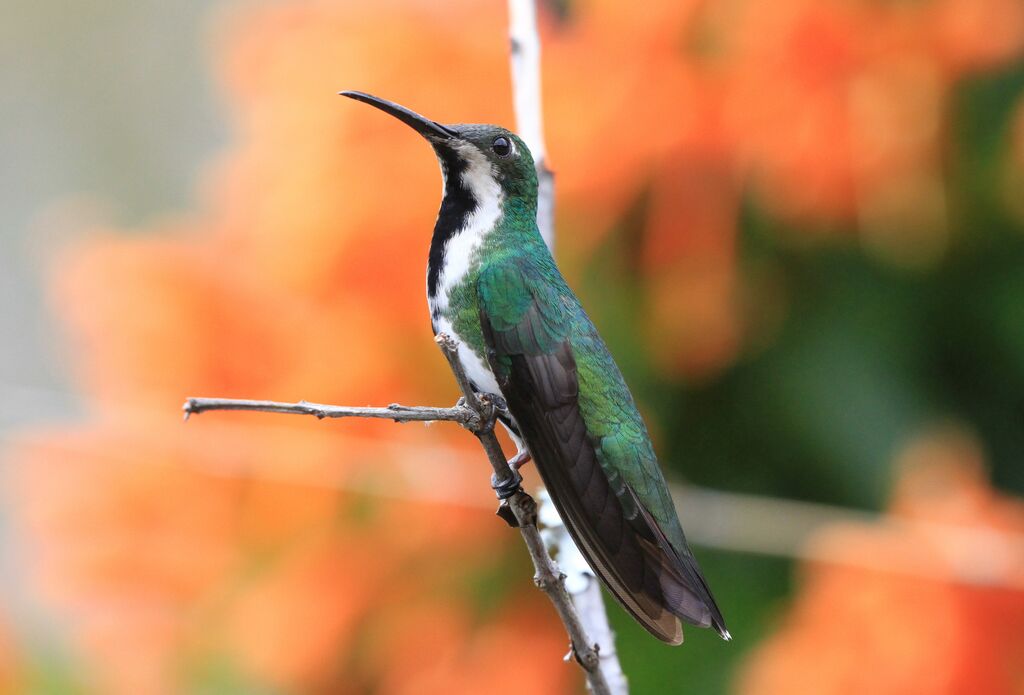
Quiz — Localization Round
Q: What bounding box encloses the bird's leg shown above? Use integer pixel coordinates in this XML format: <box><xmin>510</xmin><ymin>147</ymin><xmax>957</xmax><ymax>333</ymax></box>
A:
<box><xmin>508</xmin><ymin>448</ymin><xmax>532</xmax><ymax>471</ymax></box>
<box><xmin>491</xmin><ymin>395</ymin><xmax>532</xmax><ymax>472</ymax></box>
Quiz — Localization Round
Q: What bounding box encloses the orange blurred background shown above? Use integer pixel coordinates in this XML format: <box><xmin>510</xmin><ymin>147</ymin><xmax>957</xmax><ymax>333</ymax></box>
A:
<box><xmin>2</xmin><ymin>0</ymin><xmax>1024</xmax><ymax>693</ymax></box>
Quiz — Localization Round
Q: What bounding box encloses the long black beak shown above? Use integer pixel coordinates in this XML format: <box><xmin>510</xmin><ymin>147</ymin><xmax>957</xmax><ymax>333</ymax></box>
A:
<box><xmin>340</xmin><ymin>91</ymin><xmax>458</xmax><ymax>140</ymax></box>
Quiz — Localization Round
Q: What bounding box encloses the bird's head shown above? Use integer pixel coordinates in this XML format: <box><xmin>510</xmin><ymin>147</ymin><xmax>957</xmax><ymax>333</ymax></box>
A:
<box><xmin>341</xmin><ymin>91</ymin><xmax>537</xmax><ymax>202</ymax></box>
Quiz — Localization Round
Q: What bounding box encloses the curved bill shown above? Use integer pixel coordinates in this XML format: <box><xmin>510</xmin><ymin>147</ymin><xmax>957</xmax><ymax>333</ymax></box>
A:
<box><xmin>340</xmin><ymin>91</ymin><xmax>457</xmax><ymax>140</ymax></box>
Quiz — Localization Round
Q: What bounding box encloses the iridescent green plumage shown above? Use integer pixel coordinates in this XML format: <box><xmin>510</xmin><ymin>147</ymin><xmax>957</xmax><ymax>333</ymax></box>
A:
<box><xmin>475</xmin><ymin>202</ymin><xmax>726</xmax><ymax>643</ymax></box>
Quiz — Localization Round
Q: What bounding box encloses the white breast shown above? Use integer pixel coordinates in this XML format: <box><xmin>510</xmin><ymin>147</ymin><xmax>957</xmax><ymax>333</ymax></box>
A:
<box><xmin>432</xmin><ymin>315</ymin><xmax>501</xmax><ymax>395</ymax></box>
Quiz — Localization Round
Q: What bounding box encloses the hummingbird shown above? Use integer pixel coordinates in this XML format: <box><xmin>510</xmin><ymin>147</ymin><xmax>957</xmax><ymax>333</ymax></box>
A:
<box><xmin>341</xmin><ymin>91</ymin><xmax>729</xmax><ymax>644</ymax></box>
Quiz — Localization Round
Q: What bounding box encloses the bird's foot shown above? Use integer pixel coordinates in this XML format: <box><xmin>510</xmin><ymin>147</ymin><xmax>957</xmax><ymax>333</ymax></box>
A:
<box><xmin>490</xmin><ymin>467</ymin><xmax>523</xmax><ymax>501</ymax></box>
<box><xmin>490</xmin><ymin>394</ymin><xmax>511</xmax><ymax>416</ymax></box>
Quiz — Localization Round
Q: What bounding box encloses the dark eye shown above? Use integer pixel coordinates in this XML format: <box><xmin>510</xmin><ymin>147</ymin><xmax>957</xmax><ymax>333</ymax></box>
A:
<box><xmin>491</xmin><ymin>136</ymin><xmax>512</xmax><ymax>157</ymax></box>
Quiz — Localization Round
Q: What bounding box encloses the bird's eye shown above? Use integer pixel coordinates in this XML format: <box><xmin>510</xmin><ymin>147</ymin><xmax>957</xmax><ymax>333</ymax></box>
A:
<box><xmin>491</xmin><ymin>136</ymin><xmax>512</xmax><ymax>157</ymax></box>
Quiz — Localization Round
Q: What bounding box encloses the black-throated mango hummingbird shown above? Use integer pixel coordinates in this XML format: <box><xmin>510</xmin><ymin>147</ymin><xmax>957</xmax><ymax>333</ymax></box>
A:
<box><xmin>341</xmin><ymin>91</ymin><xmax>728</xmax><ymax>644</ymax></box>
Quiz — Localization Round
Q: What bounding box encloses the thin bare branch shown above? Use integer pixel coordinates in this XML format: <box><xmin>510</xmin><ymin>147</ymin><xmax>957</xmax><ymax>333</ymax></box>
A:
<box><xmin>183</xmin><ymin>397</ymin><xmax>478</xmax><ymax>427</ymax></box>
<box><xmin>510</xmin><ymin>493</ymin><xmax>607</xmax><ymax>678</ymax></box>
<box><xmin>183</xmin><ymin>334</ymin><xmax>613</xmax><ymax>694</ymax></box>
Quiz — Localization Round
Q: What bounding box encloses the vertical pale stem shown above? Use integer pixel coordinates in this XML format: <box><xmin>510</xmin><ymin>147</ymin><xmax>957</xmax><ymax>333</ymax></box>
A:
<box><xmin>508</xmin><ymin>0</ymin><xmax>555</xmax><ymax>250</ymax></box>
<box><xmin>507</xmin><ymin>2</ymin><xmax>627</xmax><ymax>693</ymax></box>
<box><xmin>572</xmin><ymin>580</ymin><xmax>630</xmax><ymax>693</ymax></box>
<box><xmin>539</xmin><ymin>491</ymin><xmax>630</xmax><ymax>694</ymax></box>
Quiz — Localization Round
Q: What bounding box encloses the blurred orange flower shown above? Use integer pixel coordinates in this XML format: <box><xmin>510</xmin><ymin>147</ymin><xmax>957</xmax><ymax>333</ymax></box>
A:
<box><xmin>930</xmin><ymin>0</ymin><xmax>1024</xmax><ymax>75</ymax></box>
<box><xmin>696</xmin><ymin>0</ymin><xmax>1022</xmax><ymax>265</ymax></box>
<box><xmin>708</xmin><ymin>0</ymin><xmax>945</xmax><ymax>233</ymax></box>
<box><xmin>368</xmin><ymin>598</ymin><xmax>574</xmax><ymax>695</ymax></box>
<box><xmin>543</xmin><ymin>0</ymin><xmax>1024</xmax><ymax>376</ymax></box>
<box><xmin>736</xmin><ymin>429</ymin><xmax>1024</xmax><ymax>695</ymax></box>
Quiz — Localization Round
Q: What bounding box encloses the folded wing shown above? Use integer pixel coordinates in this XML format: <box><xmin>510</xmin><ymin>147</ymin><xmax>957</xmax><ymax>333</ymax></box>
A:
<box><xmin>477</xmin><ymin>262</ymin><xmax>727</xmax><ymax>643</ymax></box>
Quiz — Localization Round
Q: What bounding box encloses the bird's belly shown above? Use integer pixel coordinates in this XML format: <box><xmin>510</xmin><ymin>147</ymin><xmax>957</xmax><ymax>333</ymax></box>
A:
<box><xmin>431</xmin><ymin>314</ymin><xmax>501</xmax><ymax>396</ymax></box>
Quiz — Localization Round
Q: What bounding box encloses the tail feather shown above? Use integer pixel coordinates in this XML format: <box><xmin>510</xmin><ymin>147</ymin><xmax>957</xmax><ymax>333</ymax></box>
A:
<box><xmin>633</xmin><ymin>494</ymin><xmax>730</xmax><ymax>639</ymax></box>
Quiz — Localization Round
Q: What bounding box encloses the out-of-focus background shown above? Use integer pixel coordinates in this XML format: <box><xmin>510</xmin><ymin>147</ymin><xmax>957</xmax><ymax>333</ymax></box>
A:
<box><xmin>2</xmin><ymin>0</ymin><xmax>1024</xmax><ymax>693</ymax></box>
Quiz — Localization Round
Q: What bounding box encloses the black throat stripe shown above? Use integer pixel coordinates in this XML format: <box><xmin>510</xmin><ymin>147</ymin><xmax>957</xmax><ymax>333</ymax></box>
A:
<box><xmin>427</xmin><ymin>144</ymin><xmax>476</xmax><ymax>300</ymax></box>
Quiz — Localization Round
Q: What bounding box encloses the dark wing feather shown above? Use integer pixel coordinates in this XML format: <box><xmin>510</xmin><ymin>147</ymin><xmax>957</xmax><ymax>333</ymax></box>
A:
<box><xmin>492</xmin><ymin>326</ymin><xmax>683</xmax><ymax>643</ymax></box>
<box><xmin>477</xmin><ymin>261</ymin><xmax>727</xmax><ymax>643</ymax></box>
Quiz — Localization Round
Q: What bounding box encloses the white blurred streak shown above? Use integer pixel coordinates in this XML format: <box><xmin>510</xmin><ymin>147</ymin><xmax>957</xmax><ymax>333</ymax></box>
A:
<box><xmin>508</xmin><ymin>0</ymin><xmax>554</xmax><ymax>250</ymax></box>
<box><xmin>671</xmin><ymin>484</ymin><xmax>875</xmax><ymax>558</ymax></box>
<box><xmin>673</xmin><ymin>484</ymin><xmax>1024</xmax><ymax>590</ymax></box>
<box><xmin>508</xmin><ymin>0</ymin><xmax>547</xmax><ymax>165</ymax></box>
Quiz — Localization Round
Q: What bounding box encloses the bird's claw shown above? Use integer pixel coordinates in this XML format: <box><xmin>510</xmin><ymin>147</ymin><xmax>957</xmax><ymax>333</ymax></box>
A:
<box><xmin>481</xmin><ymin>392</ymin><xmax>510</xmax><ymax>416</ymax></box>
